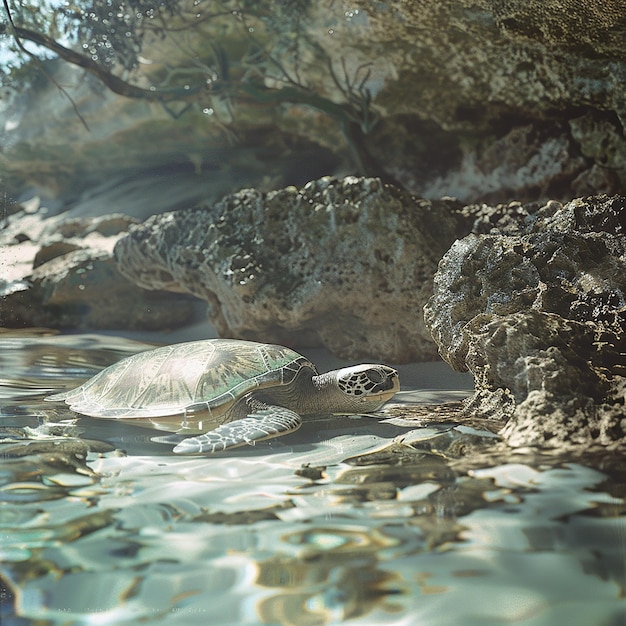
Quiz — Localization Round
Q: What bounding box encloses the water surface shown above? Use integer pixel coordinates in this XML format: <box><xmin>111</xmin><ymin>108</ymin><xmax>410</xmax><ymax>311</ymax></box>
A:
<box><xmin>1</xmin><ymin>331</ymin><xmax>625</xmax><ymax>625</ymax></box>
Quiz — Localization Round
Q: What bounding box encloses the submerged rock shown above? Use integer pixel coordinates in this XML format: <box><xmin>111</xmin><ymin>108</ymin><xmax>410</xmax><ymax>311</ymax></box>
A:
<box><xmin>115</xmin><ymin>176</ymin><xmax>467</xmax><ymax>362</ymax></box>
<box><xmin>0</xmin><ymin>204</ymin><xmax>196</xmax><ymax>330</ymax></box>
<box><xmin>425</xmin><ymin>195</ymin><xmax>626</xmax><ymax>448</ymax></box>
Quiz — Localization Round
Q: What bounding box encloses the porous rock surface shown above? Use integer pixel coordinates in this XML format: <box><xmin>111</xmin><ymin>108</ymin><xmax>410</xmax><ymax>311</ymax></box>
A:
<box><xmin>115</xmin><ymin>176</ymin><xmax>467</xmax><ymax>362</ymax></box>
<box><xmin>0</xmin><ymin>204</ymin><xmax>196</xmax><ymax>330</ymax></box>
<box><xmin>425</xmin><ymin>195</ymin><xmax>626</xmax><ymax>447</ymax></box>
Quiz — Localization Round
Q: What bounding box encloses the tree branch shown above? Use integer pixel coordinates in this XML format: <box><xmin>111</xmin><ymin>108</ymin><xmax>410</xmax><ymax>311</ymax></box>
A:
<box><xmin>2</xmin><ymin>0</ymin><xmax>90</xmax><ymax>129</ymax></box>
<box><xmin>8</xmin><ymin>22</ymin><xmax>203</xmax><ymax>103</ymax></box>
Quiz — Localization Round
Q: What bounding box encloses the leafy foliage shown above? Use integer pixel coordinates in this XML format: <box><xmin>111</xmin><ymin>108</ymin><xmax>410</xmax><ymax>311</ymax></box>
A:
<box><xmin>0</xmin><ymin>0</ymin><xmax>381</xmax><ymax>170</ymax></box>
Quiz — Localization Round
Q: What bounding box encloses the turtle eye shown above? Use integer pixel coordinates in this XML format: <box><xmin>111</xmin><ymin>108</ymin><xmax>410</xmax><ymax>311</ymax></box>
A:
<box><xmin>367</xmin><ymin>369</ymin><xmax>385</xmax><ymax>384</ymax></box>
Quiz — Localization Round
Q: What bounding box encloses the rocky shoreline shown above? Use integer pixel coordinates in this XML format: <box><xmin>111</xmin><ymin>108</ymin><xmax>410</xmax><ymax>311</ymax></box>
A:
<box><xmin>2</xmin><ymin>179</ymin><xmax>624</xmax><ymax>448</ymax></box>
<box><xmin>2</xmin><ymin>1</ymin><xmax>626</xmax><ymax>449</ymax></box>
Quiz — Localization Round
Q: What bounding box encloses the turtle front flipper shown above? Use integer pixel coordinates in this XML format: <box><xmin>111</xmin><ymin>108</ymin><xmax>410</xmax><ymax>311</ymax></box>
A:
<box><xmin>173</xmin><ymin>406</ymin><xmax>302</xmax><ymax>454</ymax></box>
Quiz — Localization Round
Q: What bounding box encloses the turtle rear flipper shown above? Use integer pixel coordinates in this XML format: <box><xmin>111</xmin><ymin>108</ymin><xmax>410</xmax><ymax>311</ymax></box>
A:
<box><xmin>173</xmin><ymin>406</ymin><xmax>302</xmax><ymax>454</ymax></box>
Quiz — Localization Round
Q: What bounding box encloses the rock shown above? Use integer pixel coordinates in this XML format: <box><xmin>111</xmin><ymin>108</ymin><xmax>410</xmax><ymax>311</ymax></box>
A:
<box><xmin>2</xmin><ymin>1</ymin><xmax>626</xmax><ymax>209</ymax></box>
<box><xmin>115</xmin><ymin>176</ymin><xmax>467</xmax><ymax>362</ymax></box>
<box><xmin>0</xmin><ymin>204</ymin><xmax>197</xmax><ymax>330</ymax></box>
<box><xmin>424</xmin><ymin>194</ymin><xmax>626</xmax><ymax>448</ymax></box>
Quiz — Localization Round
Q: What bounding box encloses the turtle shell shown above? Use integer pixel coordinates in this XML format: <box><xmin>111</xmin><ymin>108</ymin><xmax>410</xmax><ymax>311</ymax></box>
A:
<box><xmin>47</xmin><ymin>339</ymin><xmax>316</xmax><ymax>423</ymax></box>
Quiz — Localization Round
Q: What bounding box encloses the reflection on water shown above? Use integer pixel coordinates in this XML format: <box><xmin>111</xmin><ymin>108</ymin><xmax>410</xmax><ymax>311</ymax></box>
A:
<box><xmin>1</xmin><ymin>332</ymin><xmax>625</xmax><ymax>625</ymax></box>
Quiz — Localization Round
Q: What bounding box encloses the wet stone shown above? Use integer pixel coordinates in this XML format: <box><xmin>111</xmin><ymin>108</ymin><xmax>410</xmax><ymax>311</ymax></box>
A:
<box><xmin>425</xmin><ymin>194</ymin><xmax>626</xmax><ymax>449</ymax></box>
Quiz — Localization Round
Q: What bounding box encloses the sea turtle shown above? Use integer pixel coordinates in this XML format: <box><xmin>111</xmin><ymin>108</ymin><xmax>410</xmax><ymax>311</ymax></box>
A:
<box><xmin>45</xmin><ymin>339</ymin><xmax>399</xmax><ymax>454</ymax></box>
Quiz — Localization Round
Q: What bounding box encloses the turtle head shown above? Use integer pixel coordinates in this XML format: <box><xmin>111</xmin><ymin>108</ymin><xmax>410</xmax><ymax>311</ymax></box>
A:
<box><xmin>332</xmin><ymin>364</ymin><xmax>400</xmax><ymax>412</ymax></box>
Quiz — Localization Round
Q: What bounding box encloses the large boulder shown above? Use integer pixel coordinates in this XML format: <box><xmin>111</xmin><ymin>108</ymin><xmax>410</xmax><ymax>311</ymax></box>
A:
<box><xmin>424</xmin><ymin>195</ymin><xmax>626</xmax><ymax>447</ymax></box>
<box><xmin>115</xmin><ymin>176</ymin><xmax>467</xmax><ymax>362</ymax></box>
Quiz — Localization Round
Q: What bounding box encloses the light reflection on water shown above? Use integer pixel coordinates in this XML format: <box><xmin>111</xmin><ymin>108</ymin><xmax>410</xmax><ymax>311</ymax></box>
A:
<box><xmin>1</xmin><ymin>331</ymin><xmax>625</xmax><ymax>626</ymax></box>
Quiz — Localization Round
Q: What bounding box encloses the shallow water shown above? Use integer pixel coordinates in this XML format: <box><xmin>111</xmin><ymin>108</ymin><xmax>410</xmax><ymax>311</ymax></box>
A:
<box><xmin>1</xmin><ymin>331</ymin><xmax>625</xmax><ymax>626</ymax></box>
